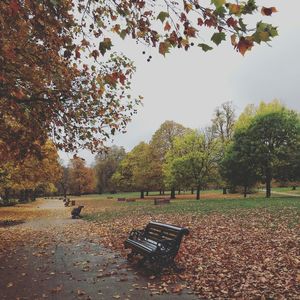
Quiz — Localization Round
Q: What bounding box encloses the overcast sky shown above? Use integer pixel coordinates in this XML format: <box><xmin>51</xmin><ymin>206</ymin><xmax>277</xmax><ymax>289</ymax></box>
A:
<box><xmin>60</xmin><ymin>1</ymin><xmax>300</xmax><ymax>166</ymax></box>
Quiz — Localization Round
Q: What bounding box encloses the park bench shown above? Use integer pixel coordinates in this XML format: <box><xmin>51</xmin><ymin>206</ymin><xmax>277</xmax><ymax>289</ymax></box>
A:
<box><xmin>126</xmin><ymin>198</ymin><xmax>136</xmax><ymax>202</ymax></box>
<box><xmin>117</xmin><ymin>197</ymin><xmax>126</xmax><ymax>202</ymax></box>
<box><xmin>154</xmin><ymin>198</ymin><xmax>170</xmax><ymax>205</ymax></box>
<box><xmin>71</xmin><ymin>205</ymin><xmax>84</xmax><ymax>219</ymax></box>
<box><xmin>124</xmin><ymin>221</ymin><xmax>189</xmax><ymax>272</ymax></box>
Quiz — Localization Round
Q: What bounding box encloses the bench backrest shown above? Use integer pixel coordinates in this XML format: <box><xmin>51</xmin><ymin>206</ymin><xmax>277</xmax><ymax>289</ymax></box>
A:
<box><xmin>144</xmin><ymin>221</ymin><xmax>189</xmax><ymax>242</ymax></box>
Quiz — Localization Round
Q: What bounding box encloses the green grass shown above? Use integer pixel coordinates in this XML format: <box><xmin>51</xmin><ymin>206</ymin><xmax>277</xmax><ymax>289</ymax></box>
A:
<box><xmin>82</xmin><ymin>195</ymin><xmax>300</xmax><ymax>225</ymax></box>
<box><xmin>271</xmin><ymin>187</ymin><xmax>300</xmax><ymax>195</ymax></box>
<box><xmin>75</xmin><ymin>189</ymin><xmax>225</xmax><ymax>200</ymax></box>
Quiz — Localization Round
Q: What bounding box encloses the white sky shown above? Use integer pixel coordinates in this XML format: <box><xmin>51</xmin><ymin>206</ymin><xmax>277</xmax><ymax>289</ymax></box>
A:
<box><xmin>60</xmin><ymin>1</ymin><xmax>300</xmax><ymax>166</ymax></box>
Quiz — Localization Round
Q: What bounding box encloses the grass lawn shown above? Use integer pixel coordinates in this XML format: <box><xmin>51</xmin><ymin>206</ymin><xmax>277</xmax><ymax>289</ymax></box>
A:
<box><xmin>272</xmin><ymin>186</ymin><xmax>300</xmax><ymax>195</ymax></box>
<box><xmin>71</xmin><ymin>193</ymin><xmax>300</xmax><ymax>224</ymax></box>
<box><xmin>81</xmin><ymin>189</ymin><xmax>226</xmax><ymax>200</ymax></box>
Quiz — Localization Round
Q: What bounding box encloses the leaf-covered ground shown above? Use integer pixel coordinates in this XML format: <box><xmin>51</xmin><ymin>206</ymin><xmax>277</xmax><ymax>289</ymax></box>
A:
<box><xmin>0</xmin><ymin>195</ymin><xmax>299</xmax><ymax>299</ymax></box>
<box><xmin>75</xmin><ymin>195</ymin><xmax>300</xmax><ymax>299</ymax></box>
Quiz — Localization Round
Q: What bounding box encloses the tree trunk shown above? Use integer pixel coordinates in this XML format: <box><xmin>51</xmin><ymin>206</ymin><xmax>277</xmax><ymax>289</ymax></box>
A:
<box><xmin>162</xmin><ymin>190</ymin><xmax>165</xmax><ymax>195</ymax></box>
<box><xmin>265</xmin><ymin>168</ymin><xmax>271</xmax><ymax>198</ymax></box>
<box><xmin>243</xmin><ymin>186</ymin><xmax>247</xmax><ymax>198</ymax></box>
<box><xmin>24</xmin><ymin>189</ymin><xmax>30</xmax><ymax>202</ymax></box>
<box><xmin>159</xmin><ymin>190</ymin><xmax>162</xmax><ymax>195</ymax></box>
<box><xmin>196</xmin><ymin>186</ymin><xmax>200</xmax><ymax>200</ymax></box>
<box><xmin>170</xmin><ymin>188</ymin><xmax>176</xmax><ymax>199</ymax></box>
<box><xmin>140</xmin><ymin>191</ymin><xmax>144</xmax><ymax>199</ymax></box>
<box><xmin>223</xmin><ymin>187</ymin><xmax>227</xmax><ymax>195</ymax></box>
<box><xmin>178</xmin><ymin>188</ymin><xmax>181</xmax><ymax>195</ymax></box>
<box><xmin>292</xmin><ymin>186</ymin><xmax>296</xmax><ymax>190</ymax></box>
<box><xmin>146</xmin><ymin>191</ymin><xmax>149</xmax><ymax>196</ymax></box>
<box><xmin>3</xmin><ymin>188</ymin><xmax>10</xmax><ymax>205</ymax></box>
<box><xmin>191</xmin><ymin>188</ymin><xmax>194</xmax><ymax>194</ymax></box>
<box><xmin>31</xmin><ymin>190</ymin><xmax>36</xmax><ymax>201</ymax></box>
<box><xmin>19</xmin><ymin>190</ymin><xmax>25</xmax><ymax>202</ymax></box>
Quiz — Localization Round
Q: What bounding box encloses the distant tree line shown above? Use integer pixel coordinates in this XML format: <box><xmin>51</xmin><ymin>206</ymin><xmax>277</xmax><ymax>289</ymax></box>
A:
<box><xmin>94</xmin><ymin>100</ymin><xmax>300</xmax><ymax>199</ymax></box>
<box><xmin>4</xmin><ymin>100</ymin><xmax>297</xmax><ymax>204</ymax></box>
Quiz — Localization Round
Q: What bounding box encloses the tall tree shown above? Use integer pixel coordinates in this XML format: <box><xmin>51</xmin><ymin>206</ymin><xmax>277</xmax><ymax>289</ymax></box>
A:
<box><xmin>246</xmin><ymin>110</ymin><xmax>300</xmax><ymax>197</ymax></box>
<box><xmin>56</xmin><ymin>165</ymin><xmax>69</xmax><ymax>198</ymax></box>
<box><xmin>221</xmin><ymin>129</ymin><xmax>258</xmax><ymax>197</ymax></box>
<box><xmin>149</xmin><ymin>120</ymin><xmax>191</xmax><ymax>195</ymax></box>
<box><xmin>112</xmin><ymin>142</ymin><xmax>158</xmax><ymax>197</ymax></box>
<box><xmin>94</xmin><ymin>146</ymin><xmax>126</xmax><ymax>193</ymax></box>
<box><xmin>229</xmin><ymin>102</ymin><xmax>300</xmax><ymax>198</ymax></box>
<box><xmin>211</xmin><ymin>101</ymin><xmax>236</xmax><ymax>193</ymax></box>
<box><xmin>211</xmin><ymin>101</ymin><xmax>236</xmax><ymax>144</ymax></box>
<box><xmin>1</xmin><ymin>1</ymin><xmax>278</xmax><ymax>159</ymax></box>
<box><xmin>164</xmin><ymin>130</ymin><xmax>221</xmax><ymax>199</ymax></box>
<box><xmin>0</xmin><ymin>140</ymin><xmax>62</xmax><ymax>202</ymax></box>
<box><xmin>69</xmin><ymin>157</ymin><xmax>96</xmax><ymax>195</ymax></box>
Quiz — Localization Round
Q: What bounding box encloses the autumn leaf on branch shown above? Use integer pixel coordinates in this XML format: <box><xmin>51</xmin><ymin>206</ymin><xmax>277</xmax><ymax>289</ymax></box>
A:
<box><xmin>261</xmin><ymin>7</ymin><xmax>278</xmax><ymax>16</ymax></box>
<box><xmin>211</xmin><ymin>0</ymin><xmax>226</xmax><ymax>9</ymax></box>
<box><xmin>159</xmin><ymin>42</ymin><xmax>171</xmax><ymax>56</ymax></box>
<box><xmin>211</xmin><ymin>32</ymin><xmax>226</xmax><ymax>46</ymax></box>
<box><xmin>99</xmin><ymin>38</ymin><xmax>113</xmax><ymax>56</ymax></box>
<box><xmin>235</xmin><ymin>37</ymin><xmax>254</xmax><ymax>56</ymax></box>
<box><xmin>198</xmin><ymin>43</ymin><xmax>213</xmax><ymax>52</ymax></box>
<box><xmin>157</xmin><ymin>11</ymin><xmax>169</xmax><ymax>23</ymax></box>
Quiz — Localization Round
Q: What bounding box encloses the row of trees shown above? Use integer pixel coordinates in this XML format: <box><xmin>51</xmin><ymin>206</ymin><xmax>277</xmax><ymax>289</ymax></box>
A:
<box><xmin>95</xmin><ymin>101</ymin><xmax>300</xmax><ymax>199</ymax></box>
<box><xmin>2</xmin><ymin>101</ymin><xmax>297</xmax><ymax>202</ymax></box>
<box><xmin>0</xmin><ymin>146</ymin><xmax>96</xmax><ymax>203</ymax></box>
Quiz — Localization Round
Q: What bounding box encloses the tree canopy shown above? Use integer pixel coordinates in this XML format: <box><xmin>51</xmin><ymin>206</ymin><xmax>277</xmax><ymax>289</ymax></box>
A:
<box><xmin>164</xmin><ymin>130</ymin><xmax>221</xmax><ymax>199</ymax></box>
<box><xmin>94</xmin><ymin>146</ymin><xmax>126</xmax><ymax>193</ymax></box>
<box><xmin>224</xmin><ymin>103</ymin><xmax>300</xmax><ymax>197</ymax></box>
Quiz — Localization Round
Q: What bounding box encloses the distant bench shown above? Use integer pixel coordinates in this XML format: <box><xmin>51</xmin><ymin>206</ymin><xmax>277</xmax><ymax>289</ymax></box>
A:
<box><xmin>126</xmin><ymin>198</ymin><xmax>136</xmax><ymax>202</ymax></box>
<box><xmin>117</xmin><ymin>198</ymin><xmax>136</xmax><ymax>202</ymax></box>
<box><xmin>154</xmin><ymin>198</ymin><xmax>170</xmax><ymax>205</ymax></box>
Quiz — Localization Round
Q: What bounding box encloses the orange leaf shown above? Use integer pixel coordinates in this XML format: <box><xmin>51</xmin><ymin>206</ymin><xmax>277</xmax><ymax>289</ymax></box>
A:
<box><xmin>261</xmin><ymin>7</ymin><xmax>278</xmax><ymax>16</ymax></box>
<box><xmin>236</xmin><ymin>37</ymin><xmax>253</xmax><ymax>56</ymax></box>
<box><xmin>164</xmin><ymin>21</ymin><xmax>171</xmax><ymax>31</ymax></box>
<box><xmin>159</xmin><ymin>42</ymin><xmax>170</xmax><ymax>56</ymax></box>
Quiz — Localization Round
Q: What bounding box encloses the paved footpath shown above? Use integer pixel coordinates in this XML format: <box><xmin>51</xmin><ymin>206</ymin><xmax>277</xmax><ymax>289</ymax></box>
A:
<box><xmin>0</xmin><ymin>200</ymin><xmax>197</xmax><ymax>300</ymax></box>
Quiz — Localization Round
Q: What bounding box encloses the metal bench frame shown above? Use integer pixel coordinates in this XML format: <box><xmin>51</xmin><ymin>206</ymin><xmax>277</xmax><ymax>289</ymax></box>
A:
<box><xmin>124</xmin><ymin>221</ymin><xmax>189</xmax><ymax>272</ymax></box>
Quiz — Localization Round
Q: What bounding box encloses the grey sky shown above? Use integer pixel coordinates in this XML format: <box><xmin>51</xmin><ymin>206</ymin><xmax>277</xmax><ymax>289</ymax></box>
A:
<box><xmin>60</xmin><ymin>1</ymin><xmax>300</xmax><ymax>165</ymax></box>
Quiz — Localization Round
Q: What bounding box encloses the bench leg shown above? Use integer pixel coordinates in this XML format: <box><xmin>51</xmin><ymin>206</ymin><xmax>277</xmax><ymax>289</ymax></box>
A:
<box><xmin>127</xmin><ymin>251</ymin><xmax>138</xmax><ymax>262</ymax></box>
<box><xmin>170</xmin><ymin>260</ymin><xmax>184</xmax><ymax>273</ymax></box>
<box><xmin>137</xmin><ymin>256</ymin><xmax>147</xmax><ymax>267</ymax></box>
